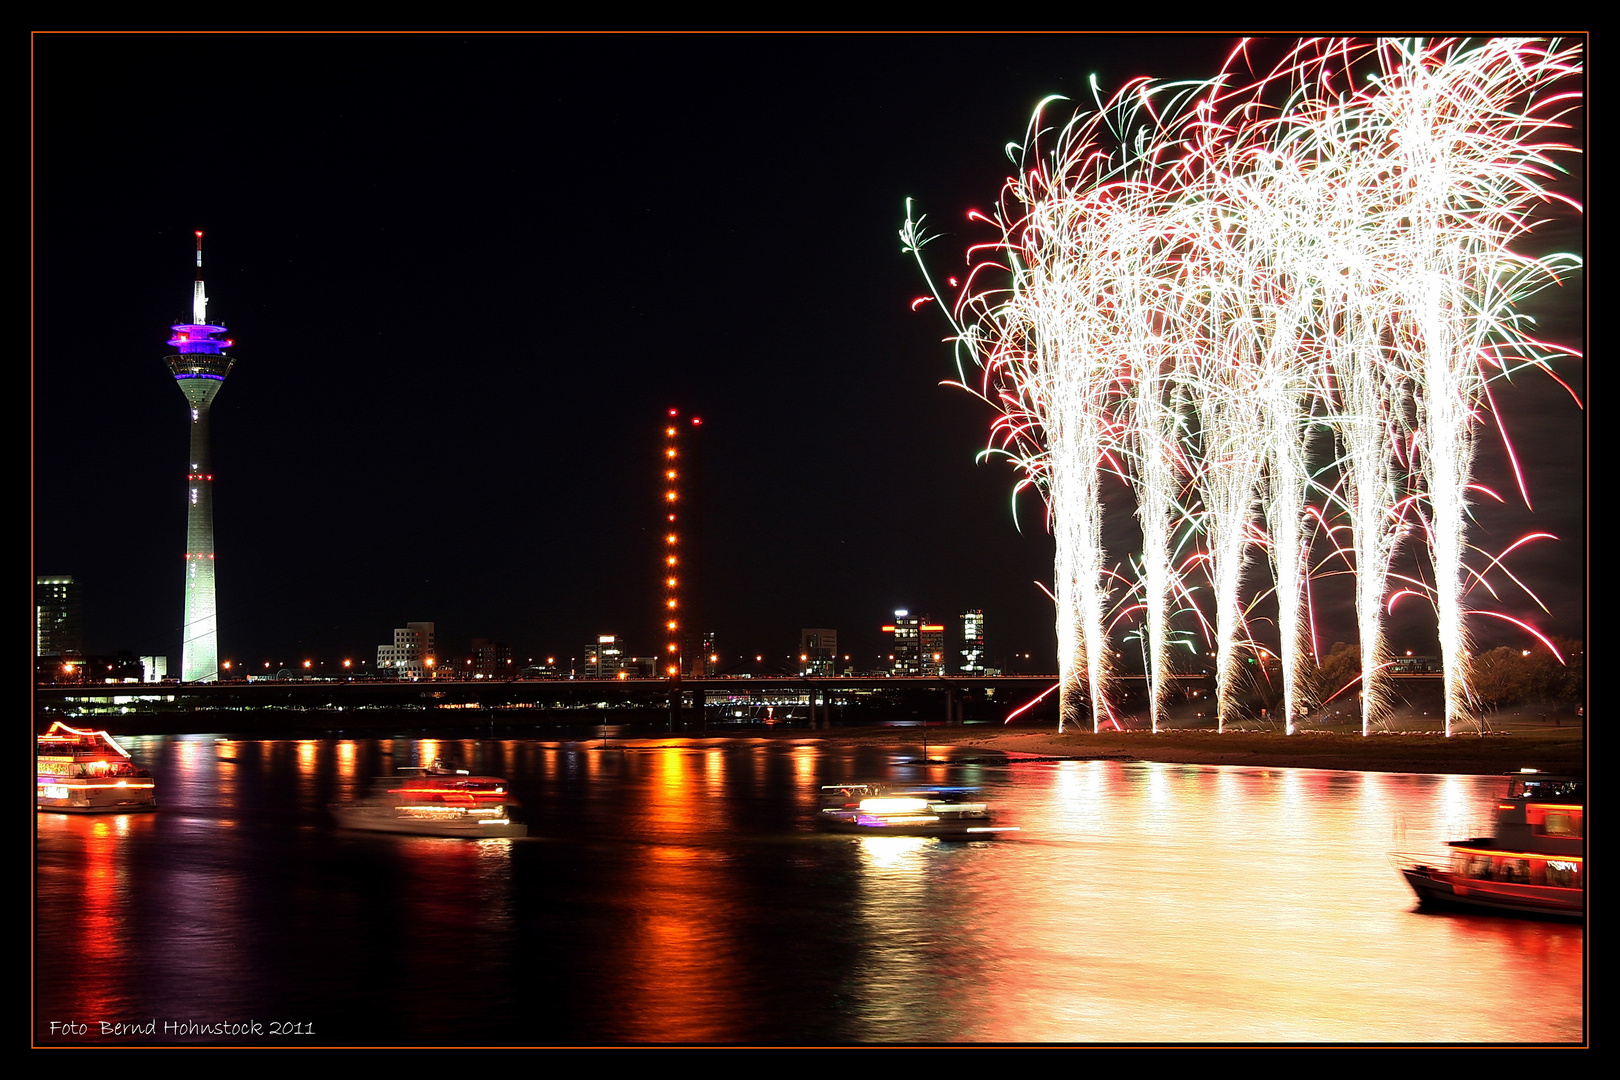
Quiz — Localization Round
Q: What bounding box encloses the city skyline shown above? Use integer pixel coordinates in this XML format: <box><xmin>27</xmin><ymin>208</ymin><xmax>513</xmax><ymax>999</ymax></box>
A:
<box><xmin>32</xmin><ymin>33</ymin><xmax>1584</xmax><ymax>677</ymax></box>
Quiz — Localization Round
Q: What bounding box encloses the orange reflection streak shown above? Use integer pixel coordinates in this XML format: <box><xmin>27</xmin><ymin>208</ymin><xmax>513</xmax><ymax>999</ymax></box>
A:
<box><xmin>598</xmin><ymin>746</ymin><xmax>745</xmax><ymax>1042</ymax></box>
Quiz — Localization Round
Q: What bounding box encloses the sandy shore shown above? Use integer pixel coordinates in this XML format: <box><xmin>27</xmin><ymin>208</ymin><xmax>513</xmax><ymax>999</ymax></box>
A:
<box><xmin>621</xmin><ymin>714</ymin><xmax>1585</xmax><ymax>776</ymax></box>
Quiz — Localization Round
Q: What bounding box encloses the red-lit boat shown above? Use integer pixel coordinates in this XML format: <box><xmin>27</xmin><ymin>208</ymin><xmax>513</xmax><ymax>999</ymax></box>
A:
<box><xmin>818</xmin><ymin>784</ymin><xmax>1018</xmax><ymax>839</ymax></box>
<box><xmin>1392</xmin><ymin>770</ymin><xmax>1583</xmax><ymax>920</ymax></box>
<box><xmin>36</xmin><ymin>722</ymin><xmax>158</xmax><ymax>813</ymax></box>
<box><xmin>331</xmin><ymin>762</ymin><xmax>526</xmax><ymax>838</ymax></box>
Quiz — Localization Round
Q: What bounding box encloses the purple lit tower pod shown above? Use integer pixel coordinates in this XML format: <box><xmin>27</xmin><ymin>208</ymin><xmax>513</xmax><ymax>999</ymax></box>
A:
<box><xmin>163</xmin><ymin>231</ymin><xmax>235</xmax><ymax>683</ymax></box>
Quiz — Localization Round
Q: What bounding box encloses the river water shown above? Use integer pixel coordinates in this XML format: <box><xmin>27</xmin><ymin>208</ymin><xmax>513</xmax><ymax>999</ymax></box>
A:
<box><xmin>34</xmin><ymin>733</ymin><xmax>1584</xmax><ymax>1045</ymax></box>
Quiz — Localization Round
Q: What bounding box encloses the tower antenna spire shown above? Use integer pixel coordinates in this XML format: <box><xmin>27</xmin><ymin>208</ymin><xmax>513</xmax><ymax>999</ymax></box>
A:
<box><xmin>192</xmin><ymin>230</ymin><xmax>208</xmax><ymax>325</ymax></box>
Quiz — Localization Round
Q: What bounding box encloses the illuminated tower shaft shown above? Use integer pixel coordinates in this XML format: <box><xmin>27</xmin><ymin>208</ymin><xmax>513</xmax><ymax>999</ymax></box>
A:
<box><xmin>164</xmin><ymin>232</ymin><xmax>235</xmax><ymax>683</ymax></box>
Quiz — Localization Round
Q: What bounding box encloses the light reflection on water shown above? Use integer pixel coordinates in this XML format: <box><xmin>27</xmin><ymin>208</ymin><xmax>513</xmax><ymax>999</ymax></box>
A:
<box><xmin>35</xmin><ymin>736</ymin><xmax>1583</xmax><ymax>1044</ymax></box>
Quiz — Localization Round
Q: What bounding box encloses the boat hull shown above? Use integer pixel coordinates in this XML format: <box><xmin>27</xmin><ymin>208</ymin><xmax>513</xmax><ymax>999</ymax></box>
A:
<box><xmin>818</xmin><ymin>811</ymin><xmax>1015</xmax><ymax>839</ymax></box>
<box><xmin>1396</xmin><ymin>862</ymin><xmax>1582</xmax><ymax>920</ymax></box>
<box><xmin>819</xmin><ymin>819</ymin><xmax>1017</xmax><ymax>839</ymax></box>
<box><xmin>330</xmin><ymin>804</ymin><xmax>527</xmax><ymax>839</ymax></box>
<box><xmin>36</xmin><ymin>788</ymin><xmax>158</xmax><ymax>814</ymax></box>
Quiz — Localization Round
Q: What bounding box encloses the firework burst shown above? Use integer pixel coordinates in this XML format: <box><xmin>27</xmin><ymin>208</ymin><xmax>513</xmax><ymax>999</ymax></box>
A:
<box><xmin>905</xmin><ymin>36</ymin><xmax>1581</xmax><ymax>736</ymax></box>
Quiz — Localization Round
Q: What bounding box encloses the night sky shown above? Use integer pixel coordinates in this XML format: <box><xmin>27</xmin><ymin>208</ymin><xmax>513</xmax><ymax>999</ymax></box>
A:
<box><xmin>32</xmin><ymin>33</ymin><xmax>1585</xmax><ymax>673</ymax></box>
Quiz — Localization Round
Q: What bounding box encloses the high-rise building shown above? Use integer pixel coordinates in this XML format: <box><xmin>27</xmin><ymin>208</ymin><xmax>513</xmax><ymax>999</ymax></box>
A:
<box><xmin>920</xmin><ymin>622</ymin><xmax>946</xmax><ymax>675</ymax></box>
<box><xmin>165</xmin><ymin>232</ymin><xmax>235</xmax><ymax>683</ymax></box>
<box><xmin>584</xmin><ymin>635</ymin><xmax>626</xmax><ymax>678</ymax></box>
<box><xmin>35</xmin><ymin>575</ymin><xmax>82</xmax><ymax>659</ymax></box>
<box><xmin>882</xmin><ymin>610</ymin><xmax>946</xmax><ymax>676</ymax></box>
<box><xmin>470</xmin><ymin>638</ymin><xmax>514</xmax><ymax>679</ymax></box>
<box><xmin>960</xmin><ymin>609</ymin><xmax>985</xmax><ymax>674</ymax></box>
<box><xmin>800</xmin><ymin>629</ymin><xmax>838</xmax><ymax>675</ymax></box>
<box><xmin>378</xmin><ymin>622</ymin><xmax>436</xmax><ymax>679</ymax></box>
<box><xmin>661</xmin><ymin>409</ymin><xmax>705</xmax><ymax>678</ymax></box>
<box><xmin>883</xmin><ymin>610</ymin><xmax>918</xmax><ymax>674</ymax></box>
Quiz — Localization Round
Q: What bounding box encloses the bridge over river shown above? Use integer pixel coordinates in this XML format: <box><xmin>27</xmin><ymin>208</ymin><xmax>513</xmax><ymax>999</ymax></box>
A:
<box><xmin>34</xmin><ymin>670</ymin><xmax>1442</xmax><ymax>735</ymax></box>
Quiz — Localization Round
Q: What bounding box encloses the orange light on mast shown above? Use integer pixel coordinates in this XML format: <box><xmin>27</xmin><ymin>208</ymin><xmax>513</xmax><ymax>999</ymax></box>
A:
<box><xmin>663</xmin><ymin>408</ymin><xmax>703</xmax><ymax>679</ymax></box>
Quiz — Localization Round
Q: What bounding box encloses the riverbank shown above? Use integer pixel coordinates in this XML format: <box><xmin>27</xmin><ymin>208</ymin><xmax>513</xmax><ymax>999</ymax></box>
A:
<box><xmin>762</xmin><ymin>712</ymin><xmax>1585</xmax><ymax>775</ymax></box>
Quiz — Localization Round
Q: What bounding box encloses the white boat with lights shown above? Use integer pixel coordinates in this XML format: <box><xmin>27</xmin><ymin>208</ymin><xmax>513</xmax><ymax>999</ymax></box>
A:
<box><xmin>36</xmin><ymin>722</ymin><xmax>157</xmax><ymax>813</ymax></box>
<box><xmin>331</xmin><ymin>762</ymin><xmax>526</xmax><ymax>838</ymax></box>
<box><xmin>1392</xmin><ymin>770</ymin><xmax>1583</xmax><ymax>920</ymax></box>
<box><xmin>818</xmin><ymin>783</ymin><xmax>1017</xmax><ymax>839</ymax></box>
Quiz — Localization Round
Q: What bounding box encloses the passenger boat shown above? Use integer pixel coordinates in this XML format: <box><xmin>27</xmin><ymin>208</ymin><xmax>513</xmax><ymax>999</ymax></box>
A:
<box><xmin>36</xmin><ymin>722</ymin><xmax>157</xmax><ymax>813</ymax></box>
<box><xmin>1392</xmin><ymin>770</ymin><xmax>1583</xmax><ymax>920</ymax></box>
<box><xmin>330</xmin><ymin>762</ymin><xmax>527</xmax><ymax>838</ymax></box>
<box><xmin>818</xmin><ymin>783</ymin><xmax>1017</xmax><ymax>839</ymax></box>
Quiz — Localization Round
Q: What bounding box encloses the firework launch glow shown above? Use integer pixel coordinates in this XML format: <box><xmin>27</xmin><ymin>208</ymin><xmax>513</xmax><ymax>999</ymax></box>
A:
<box><xmin>904</xmin><ymin>37</ymin><xmax>1582</xmax><ymax>736</ymax></box>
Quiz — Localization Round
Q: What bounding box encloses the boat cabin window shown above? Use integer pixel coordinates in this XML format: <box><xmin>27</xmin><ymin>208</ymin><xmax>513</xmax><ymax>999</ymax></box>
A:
<box><xmin>1499</xmin><ymin>858</ymin><xmax>1531</xmax><ymax>884</ymax></box>
<box><xmin>1526</xmin><ymin>804</ymin><xmax>1582</xmax><ymax>837</ymax></box>
<box><xmin>1510</xmin><ymin>777</ymin><xmax>1582</xmax><ymax>802</ymax></box>
<box><xmin>1544</xmin><ymin>860</ymin><xmax>1580</xmax><ymax>888</ymax></box>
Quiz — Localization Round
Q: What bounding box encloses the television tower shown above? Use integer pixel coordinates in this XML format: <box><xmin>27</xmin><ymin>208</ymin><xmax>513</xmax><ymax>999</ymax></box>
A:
<box><xmin>164</xmin><ymin>231</ymin><xmax>235</xmax><ymax>682</ymax></box>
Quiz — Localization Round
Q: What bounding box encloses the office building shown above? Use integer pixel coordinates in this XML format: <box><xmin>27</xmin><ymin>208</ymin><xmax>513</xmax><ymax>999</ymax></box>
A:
<box><xmin>800</xmin><ymin>629</ymin><xmax>837</xmax><ymax>675</ymax></box>
<box><xmin>36</xmin><ymin>575</ymin><xmax>82</xmax><ymax>658</ymax></box>
<box><xmin>883</xmin><ymin>610</ymin><xmax>946</xmax><ymax>676</ymax></box>
<box><xmin>960</xmin><ymin>609</ymin><xmax>985</xmax><ymax>674</ymax></box>
<box><xmin>378</xmin><ymin>622</ymin><xmax>436</xmax><ymax>679</ymax></box>
<box><xmin>584</xmin><ymin>635</ymin><xmax>626</xmax><ymax>678</ymax></box>
<box><xmin>470</xmin><ymin>638</ymin><xmax>514</xmax><ymax>679</ymax></box>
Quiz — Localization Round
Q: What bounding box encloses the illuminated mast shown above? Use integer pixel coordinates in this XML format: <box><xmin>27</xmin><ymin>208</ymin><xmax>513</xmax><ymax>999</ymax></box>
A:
<box><xmin>164</xmin><ymin>231</ymin><xmax>235</xmax><ymax>682</ymax></box>
<box><xmin>662</xmin><ymin>410</ymin><xmax>705</xmax><ymax>676</ymax></box>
